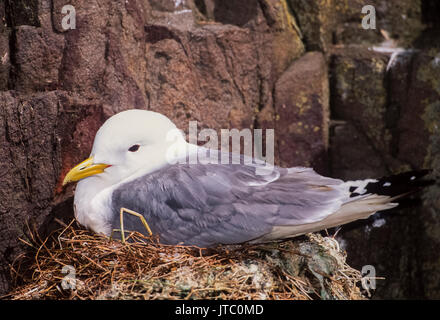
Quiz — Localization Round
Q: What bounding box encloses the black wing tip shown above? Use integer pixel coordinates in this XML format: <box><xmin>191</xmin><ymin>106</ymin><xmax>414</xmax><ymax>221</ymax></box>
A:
<box><xmin>352</xmin><ymin>169</ymin><xmax>435</xmax><ymax>199</ymax></box>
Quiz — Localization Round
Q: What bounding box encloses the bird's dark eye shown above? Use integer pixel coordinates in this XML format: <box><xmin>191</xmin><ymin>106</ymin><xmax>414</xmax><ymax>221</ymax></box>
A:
<box><xmin>128</xmin><ymin>144</ymin><xmax>140</xmax><ymax>152</ymax></box>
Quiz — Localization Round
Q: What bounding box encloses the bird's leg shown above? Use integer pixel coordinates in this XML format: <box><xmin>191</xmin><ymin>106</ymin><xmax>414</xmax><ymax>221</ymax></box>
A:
<box><xmin>119</xmin><ymin>207</ymin><xmax>153</xmax><ymax>244</ymax></box>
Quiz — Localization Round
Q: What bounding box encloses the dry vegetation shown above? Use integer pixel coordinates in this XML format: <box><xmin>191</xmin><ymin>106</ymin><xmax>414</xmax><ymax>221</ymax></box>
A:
<box><xmin>4</xmin><ymin>220</ymin><xmax>367</xmax><ymax>300</ymax></box>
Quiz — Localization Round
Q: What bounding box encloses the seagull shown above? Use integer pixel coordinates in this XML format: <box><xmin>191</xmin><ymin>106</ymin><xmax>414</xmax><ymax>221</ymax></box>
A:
<box><xmin>62</xmin><ymin>109</ymin><xmax>430</xmax><ymax>247</ymax></box>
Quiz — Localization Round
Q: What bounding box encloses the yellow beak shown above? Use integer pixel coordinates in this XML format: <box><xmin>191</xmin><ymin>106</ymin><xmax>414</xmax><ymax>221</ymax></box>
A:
<box><xmin>62</xmin><ymin>157</ymin><xmax>110</xmax><ymax>186</ymax></box>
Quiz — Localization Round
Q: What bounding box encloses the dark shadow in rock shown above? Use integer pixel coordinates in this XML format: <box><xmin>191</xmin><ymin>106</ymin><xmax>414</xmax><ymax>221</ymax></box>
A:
<box><xmin>4</xmin><ymin>0</ymin><xmax>40</xmax><ymax>27</ymax></box>
<box><xmin>4</xmin><ymin>198</ymin><xmax>76</xmax><ymax>296</ymax></box>
<box><xmin>422</xmin><ymin>0</ymin><xmax>440</xmax><ymax>28</ymax></box>
<box><xmin>37</xmin><ymin>197</ymin><xmax>76</xmax><ymax>240</ymax></box>
<box><xmin>213</xmin><ymin>0</ymin><xmax>258</xmax><ymax>27</ymax></box>
<box><xmin>414</xmin><ymin>0</ymin><xmax>440</xmax><ymax>49</ymax></box>
<box><xmin>194</xmin><ymin>0</ymin><xmax>208</xmax><ymax>16</ymax></box>
<box><xmin>413</xmin><ymin>28</ymin><xmax>440</xmax><ymax>49</ymax></box>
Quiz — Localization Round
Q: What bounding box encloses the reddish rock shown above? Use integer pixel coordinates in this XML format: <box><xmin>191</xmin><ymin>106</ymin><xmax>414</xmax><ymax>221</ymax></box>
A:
<box><xmin>3</xmin><ymin>0</ymin><xmax>40</xmax><ymax>27</ymax></box>
<box><xmin>274</xmin><ymin>52</ymin><xmax>329</xmax><ymax>173</ymax></box>
<box><xmin>0</xmin><ymin>91</ymin><xmax>104</xmax><ymax>294</ymax></box>
<box><xmin>289</xmin><ymin>0</ymin><xmax>424</xmax><ymax>49</ymax></box>
<box><xmin>330</xmin><ymin>46</ymin><xmax>393</xmax><ymax>157</ymax></box>
<box><xmin>0</xmin><ymin>28</ymin><xmax>9</xmax><ymax>90</ymax></box>
<box><xmin>143</xmin><ymin>0</ymin><xmax>304</xmax><ymax>138</ymax></box>
<box><xmin>145</xmin><ymin>23</ymin><xmax>258</xmax><ymax>133</ymax></box>
<box><xmin>288</xmin><ymin>0</ymin><xmax>336</xmax><ymax>51</ymax></box>
<box><xmin>393</xmin><ymin>51</ymin><xmax>440</xmax><ymax>168</ymax></box>
<box><xmin>206</xmin><ymin>0</ymin><xmax>304</xmax><ymax>77</ymax></box>
<box><xmin>13</xmin><ymin>26</ymin><xmax>64</xmax><ymax>92</ymax></box>
<box><xmin>0</xmin><ymin>1</ymin><xmax>8</xmax><ymax>90</ymax></box>
<box><xmin>330</xmin><ymin>122</ymin><xmax>388</xmax><ymax>180</ymax></box>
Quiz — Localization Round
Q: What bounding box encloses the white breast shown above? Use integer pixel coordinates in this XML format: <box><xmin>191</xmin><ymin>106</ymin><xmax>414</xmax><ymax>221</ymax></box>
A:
<box><xmin>73</xmin><ymin>178</ymin><xmax>115</xmax><ymax>235</ymax></box>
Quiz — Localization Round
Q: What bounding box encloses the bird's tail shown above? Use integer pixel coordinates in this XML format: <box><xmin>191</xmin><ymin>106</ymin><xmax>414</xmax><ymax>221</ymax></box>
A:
<box><xmin>330</xmin><ymin>169</ymin><xmax>434</xmax><ymax>227</ymax></box>
<box><xmin>346</xmin><ymin>169</ymin><xmax>433</xmax><ymax>201</ymax></box>
<box><xmin>253</xmin><ymin>170</ymin><xmax>433</xmax><ymax>243</ymax></box>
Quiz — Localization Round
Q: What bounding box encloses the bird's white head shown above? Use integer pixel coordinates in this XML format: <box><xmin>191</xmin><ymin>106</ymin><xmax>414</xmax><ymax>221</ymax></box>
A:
<box><xmin>63</xmin><ymin>109</ymin><xmax>187</xmax><ymax>187</ymax></box>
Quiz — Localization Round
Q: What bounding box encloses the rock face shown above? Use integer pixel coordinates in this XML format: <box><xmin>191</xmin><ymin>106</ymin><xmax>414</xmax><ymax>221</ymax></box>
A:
<box><xmin>0</xmin><ymin>0</ymin><xmax>439</xmax><ymax>299</ymax></box>
<box><xmin>329</xmin><ymin>42</ymin><xmax>440</xmax><ymax>298</ymax></box>
<box><xmin>274</xmin><ymin>52</ymin><xmax>329</xmax><ymax>173</ymax></box>
<box><xmin>289</xmin><ymin>0</ymin><xmax>425</xmax><ymax>50</ymax></box>
<box><xmin>0</xmin><ymin>91</ymin><xmax>105</xmax><ymax>293</ymax></box>
<box><xmin>330</xmin><ymin>45</ymin><xmax>394</xmax><ymax>177</ymax></box>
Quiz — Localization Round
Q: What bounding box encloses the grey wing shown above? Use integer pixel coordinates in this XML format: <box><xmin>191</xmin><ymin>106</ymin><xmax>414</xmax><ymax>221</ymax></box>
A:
<box><xmin>111</xmin><ymin>163</ymin><xmax>347</xmax><ymax>247</ymax></box>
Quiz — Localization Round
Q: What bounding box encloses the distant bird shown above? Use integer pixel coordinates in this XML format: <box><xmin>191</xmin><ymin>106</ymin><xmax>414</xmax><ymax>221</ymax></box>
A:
<box><xmin>63</xmin><ymin>109</ymin><xmax>430</xmax><ymax>247</ymax></box>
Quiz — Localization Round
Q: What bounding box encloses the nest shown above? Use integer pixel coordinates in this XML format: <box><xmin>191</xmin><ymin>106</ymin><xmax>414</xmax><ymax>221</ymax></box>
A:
<box><xmin>5</xmin><ymin>220</ymin><xmax>366</xmax><ymax>300</ymax></box>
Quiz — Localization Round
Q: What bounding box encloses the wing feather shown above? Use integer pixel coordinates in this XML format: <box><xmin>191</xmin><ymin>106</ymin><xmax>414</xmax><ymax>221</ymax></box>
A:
<box><xmin>111</xmin><ymin>159</ymin><xmax>347</xmax><ymax>247</ymax></box>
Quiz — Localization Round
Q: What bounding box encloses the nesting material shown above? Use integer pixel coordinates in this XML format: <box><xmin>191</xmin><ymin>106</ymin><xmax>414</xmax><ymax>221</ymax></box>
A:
<box><xmin>6</xmin><ymin>221</ymin><xmax>366</xmax><ymax>300</ymax></box>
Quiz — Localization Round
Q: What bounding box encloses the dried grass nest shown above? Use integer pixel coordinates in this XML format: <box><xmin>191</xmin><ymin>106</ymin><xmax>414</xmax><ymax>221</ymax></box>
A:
<box><xmin>5</xmin><ymin>220</ymin><xmax>367</xmax><ymax>300</ymax></box>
